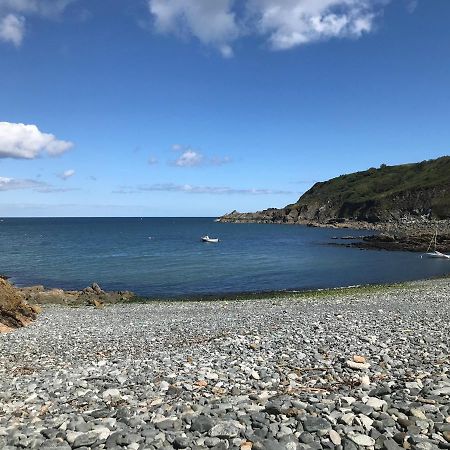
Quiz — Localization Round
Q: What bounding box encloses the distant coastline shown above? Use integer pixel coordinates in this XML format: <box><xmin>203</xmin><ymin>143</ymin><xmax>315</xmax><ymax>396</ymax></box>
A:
<box><xmin>218</xmin><ymin>156</ymin><xmax>450</xmax><ymax>252</ymax></box>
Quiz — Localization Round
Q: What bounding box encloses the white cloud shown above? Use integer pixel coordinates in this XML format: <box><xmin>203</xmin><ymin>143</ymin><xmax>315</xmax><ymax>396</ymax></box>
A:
<box><xmin>0</xmin><ymin>0</ymin><xmax>75</xmax><ymax>46</ymax></box>
<box><xmin>171</xmin><ymin>144</ymin><xmax>231</xmax><ymax>168</ymax></box>
<box><xmin>148</xmin><ymin>0</ymin><xmax>386</xmax><ymax>54</ymax></box>
<box><xmin>250</xmin><ymin>0</ymin><xmax>377</xmax><ymax>50</ymax></box>
<box><xmin>149</xmin><ymin>0</ymin><xmax>239</xmax><ymax>54</ymax></box>
<box><xmin>0</xmin><ymin>122</ymin><xmax>73</xmax><ymax>159</ymax></box>
<box><xmin>59</xmin><ymin>169</ymin><xmax>75</xmax><ymax>180</ymax></box>
<box><xmin>0</xmin><ymin>13</ymin><xmax>24</xmax><ymax>46</ymax></box>
<box><xmin>114</xmin><ymin>183</ymin><xmax>292</xmax><ymax>195</ymax></box>
<box><xmin>174</xmin><ymin>149</ymin><xmax>203</xmax><ymax>167</ymax></box>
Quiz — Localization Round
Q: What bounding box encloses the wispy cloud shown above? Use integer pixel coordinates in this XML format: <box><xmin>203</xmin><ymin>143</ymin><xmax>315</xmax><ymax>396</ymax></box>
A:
<box><xmin>148</xmin><ymin>156</ymin><xmax>158</xmax><ymax>165</ymax></box>
<box><xmin>114</xmin><ymin>183</ymin><xmax>292</xmax><ymax>195</ymax></box>
<box><xmin>209</xmin><ymin>155</ymin><xmax>231</xmax><ymax>166</ymax></box>
<box><xmin>0</xmin><ymin>122</ymin><xmax>73</xmax><ymax>159</ymax></box>
<box><xmin>0</xmin><ymin>176</ymin><xmax>46</xmax><ymax>191</ymax></box>
<box><xmin>148</xmin><ymin>0</ymin><xmax>387</xmax><ymax>56</ymax></box>
<box><xmin>171</xmin><ymin>144</ymin><xmax>231</xmax><ymax>167</ymax></box>
<box><xmin>0</xmin><ymin>175</ymin><xmax>77</xmax><ymax>193</ymax></box>
<box><xmin>405</xmin><ymin>0</ymin><xmax>418</xmax><ymax>13</ymax></box>
<box><xmin>35</xmin><ymin>186</ymin><xmax>79</xmax><ymax>193</ymax></box>
<box><xmin>58</xmin><ymin>169</ymin><xmax>75</xmax><ymax>180</ymax></box>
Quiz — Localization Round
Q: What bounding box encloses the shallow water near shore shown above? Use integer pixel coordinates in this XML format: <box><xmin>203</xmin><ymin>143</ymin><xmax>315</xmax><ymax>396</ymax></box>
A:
<box><xmin>0</xmin><ymin>217</ymin><xmax>449</xmax><ymax>297</ymax></box>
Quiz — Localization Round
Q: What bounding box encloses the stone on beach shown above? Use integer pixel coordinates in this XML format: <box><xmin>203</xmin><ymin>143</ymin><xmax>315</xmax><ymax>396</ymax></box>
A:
<box><xmin>349</xmin><ymin>433</ymin><xmax>376</xmax><ymax>446</ymax></box>
<box><xmin>353</xmin><ymin>355</ymin><xmax>366</xmax><ymax>363</ymax></box>
<box><xmin>346</xmin><ymin>360</ymin><xmax>371</xmax><ymax>370</ymax></box>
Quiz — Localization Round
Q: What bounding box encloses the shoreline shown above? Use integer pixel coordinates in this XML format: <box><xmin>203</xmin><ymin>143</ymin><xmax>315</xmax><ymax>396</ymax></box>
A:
<box><xmin>1</xmin><ymin>276</ymin><xmax>450</xmax><ymax>450</ymax></box>
<box><xmin>124</xmin><ymin>274</ymin><xmax>450</xmax><ymax>304</ymax></box>
<box><xmin>4</xmin><ymin>271</ymin><xmax>450</xmax><ymax>306</ymax></box>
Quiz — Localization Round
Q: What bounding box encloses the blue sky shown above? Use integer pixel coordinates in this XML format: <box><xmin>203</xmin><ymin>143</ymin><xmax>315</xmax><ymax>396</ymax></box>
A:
<box><xmin>0</xmin><ymin>0</ymin><xmax>449</xmax><ymax>217</ymax></box>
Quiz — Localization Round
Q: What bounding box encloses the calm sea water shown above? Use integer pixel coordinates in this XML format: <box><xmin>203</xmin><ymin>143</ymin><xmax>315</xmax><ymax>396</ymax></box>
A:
<box><xmin>0</xmin><ymin>217</ymin><xmax>448</xmax><ymax>298</ymax></box>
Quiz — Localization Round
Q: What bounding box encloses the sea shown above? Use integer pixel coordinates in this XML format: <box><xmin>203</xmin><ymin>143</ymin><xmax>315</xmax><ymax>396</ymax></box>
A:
<box><xmin>0</xmin><ymin>217</ymin><xmax>448</xmax><ymax>298</ymax></box>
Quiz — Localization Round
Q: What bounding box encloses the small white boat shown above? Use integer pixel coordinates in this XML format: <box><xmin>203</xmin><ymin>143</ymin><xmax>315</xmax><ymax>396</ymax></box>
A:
<box><xmin>422</xmin><ymin>230</ymin><xmax>450</xmax><ymax>259</ymax></box>
<box><xmin>201</xmin><ymin>235</ymin><xmax>219</xmax><ymax>243</ymax></box>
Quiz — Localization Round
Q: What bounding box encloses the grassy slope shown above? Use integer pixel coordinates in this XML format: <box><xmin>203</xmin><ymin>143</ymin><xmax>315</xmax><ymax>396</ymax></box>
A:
<box><xmin>292</xmin><ymin>156</ymin><xmax>450</xmax><ymax>219</ymax></box>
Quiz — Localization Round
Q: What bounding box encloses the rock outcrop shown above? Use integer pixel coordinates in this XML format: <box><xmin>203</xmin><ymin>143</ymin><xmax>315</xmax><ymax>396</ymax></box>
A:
<box><xmin>0</xmin><ymin>278</ymin><xmax>136</xmax><ymax>332</ymax></box>
<box><xmin>0</xmin><ymin>277</ymin><xmax>41</xmax><ymax>333</ymax></box>
<box><xmin>19</xmin><ymin>282</ymin><xmax>135</xmax><ymax>306</ymax></box>
<box><xmin>220</xmin><ymin>156</ymin><xmax>450</xmax><ymax>229</ymax></box>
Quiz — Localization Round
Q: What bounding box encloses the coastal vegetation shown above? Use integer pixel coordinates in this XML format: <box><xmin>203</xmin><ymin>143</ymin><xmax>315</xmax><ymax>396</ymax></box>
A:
<box><xmin>221</xmin><ymin>156</ymin><xmax>450</xmax><ymax>225</ymax></box>
<box><xmin>291</xmin><ymin>156</ymin><xmax>450</xmax><ymax>222</ymax></box>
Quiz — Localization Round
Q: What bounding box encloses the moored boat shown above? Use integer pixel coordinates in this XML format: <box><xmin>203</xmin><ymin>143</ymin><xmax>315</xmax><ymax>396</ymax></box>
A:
<box><xmin>201</xmin><ymin>235</ymin><xmax>219</xmax><ymax>243</ymax></box>
<box><xmin>425</xmin><ymin>250</ymin><xmax>450</xmax><ymax>259</ymax></box>
<box><xmin>423</xmin><ymin>230</ymin><xmax>450</xmax><ymax>259</ymax></box>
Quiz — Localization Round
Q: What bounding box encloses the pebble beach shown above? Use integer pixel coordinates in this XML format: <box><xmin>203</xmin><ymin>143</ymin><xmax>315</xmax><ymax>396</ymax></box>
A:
<box><xmin>1</xmin><ymin>278</ymin><xmax>450</xmax><ymax>450</ymax></box>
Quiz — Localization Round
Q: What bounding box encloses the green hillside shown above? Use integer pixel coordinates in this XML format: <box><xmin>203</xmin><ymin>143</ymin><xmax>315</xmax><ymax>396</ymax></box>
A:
<box><xmin>220</xmin><ymin>156</ymin><xmax>450</xmax><ymax>225</ymax></box>
<box><xmin>291</xmin><ymin>156</ymin><xmax>450</xmax><ymax>222</ymax></box>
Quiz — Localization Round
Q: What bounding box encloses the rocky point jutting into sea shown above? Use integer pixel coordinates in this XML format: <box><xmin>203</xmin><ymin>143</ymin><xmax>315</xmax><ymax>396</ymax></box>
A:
<box><xmin>219</xmin><ymin>157</ymin><xmax>450</xmax><ymax>252</ymax></box>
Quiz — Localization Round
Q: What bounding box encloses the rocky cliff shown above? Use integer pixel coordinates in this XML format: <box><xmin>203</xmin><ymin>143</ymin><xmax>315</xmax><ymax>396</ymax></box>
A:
<box><xmin>220</xmin><ymin>156</ymin><xmax>450</xmax><ymax>228</ymax></box>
